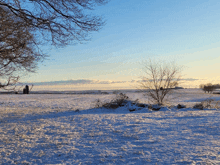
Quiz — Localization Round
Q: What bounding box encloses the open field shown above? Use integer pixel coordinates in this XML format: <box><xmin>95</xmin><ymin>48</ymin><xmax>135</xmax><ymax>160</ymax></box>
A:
<box><xmin>0</xmin><ymin>89</ymin><xmax>220</xmax><ymax>164</ymax></box>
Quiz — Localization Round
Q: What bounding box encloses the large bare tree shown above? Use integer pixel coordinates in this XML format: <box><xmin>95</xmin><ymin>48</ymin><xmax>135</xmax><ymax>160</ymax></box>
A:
<box><xmin>0</xmin><ymin>0</ymin><xmax>108</xmax><ymax>89</ymax></box>
<box><xmin>0</xmin><ymin>7</ymin><xmax>42</xmax><ymax>89</ymax></box>
<box><xmin>0</xmin><ymin>0</ymin><xmax>108</xmax><ymax>47</ymax></box>
<box><xmin>139</xmin><ymin>60</ymin><xmax>182</xmax><ymax>105</ymax></box>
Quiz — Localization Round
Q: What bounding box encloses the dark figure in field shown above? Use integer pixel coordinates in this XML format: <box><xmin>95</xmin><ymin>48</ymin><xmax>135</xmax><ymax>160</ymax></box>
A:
<box><xmin>23</xmin><ymin>85</ymin><xmax>29</xmax><ymax>94</ymax></box>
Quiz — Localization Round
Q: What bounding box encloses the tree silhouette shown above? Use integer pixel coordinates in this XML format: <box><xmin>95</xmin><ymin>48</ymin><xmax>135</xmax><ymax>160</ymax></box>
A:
<box><xmin>0</xmin><ymin>0</ymin><xmax>108</xmax><ymax>88</ymax></box>
<box><xmin>0</xmin><ymin>7</ymin><xmax>43</xmax><ymax>88</ymax></box>
<box><xmin>0</xmin><ymin>0</ymin><xmax>108</xmax><ymax>47</ymax></box>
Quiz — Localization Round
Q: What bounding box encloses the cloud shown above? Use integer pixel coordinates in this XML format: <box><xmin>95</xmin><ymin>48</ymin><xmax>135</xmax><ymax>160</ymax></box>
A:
<box><xmin>130</xmin><ymin>78</ymin><xmax>201</xmax><ymax>83</ymax></box>
<box><xmin>180</xmin><ymin>78</ymin><xmax>200</xmax><ymax>81</ymax></box>
<box><xmin>22</xmin><ymin>78</ymin><xmax>201</xmax><ymax>87</ymax></box>
<box><xmin>23</xmin><ymin>79</ymin><xmax>128</xmax><ymax>86</ymax></box>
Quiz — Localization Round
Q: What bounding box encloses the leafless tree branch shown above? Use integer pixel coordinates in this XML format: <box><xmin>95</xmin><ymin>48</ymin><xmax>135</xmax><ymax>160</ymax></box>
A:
<box><xmin>0</xmin><ymin>7</ymin><xmax>44</xmax><ymax>89</ymax></box>
<box><xmin>0</xmin><ymin>0</ymin><xmax>108</xmax><ymax>89</ymax></box>
<box><xmin>0</xmin><ymin>0</ymin><xmax>108</xmax><ymax>47</ymax></box>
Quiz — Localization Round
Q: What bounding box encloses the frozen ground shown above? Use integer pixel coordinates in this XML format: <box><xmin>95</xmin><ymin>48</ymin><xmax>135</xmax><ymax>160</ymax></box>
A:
<box><xmin>0</xmin><ymin>89</ymin><xmax>220</xmax><ymax>164</ymax></box>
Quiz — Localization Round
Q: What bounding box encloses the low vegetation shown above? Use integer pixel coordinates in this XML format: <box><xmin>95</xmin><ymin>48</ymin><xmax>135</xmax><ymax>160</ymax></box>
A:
<box><xmin>94</xmin><ymin>93</ymin><xmax>147</xmax><ymax>110</ymax></box>
<box><xmin>94</xmin><ymin>92</ymin><xmax>220</xmax><ymax>111</ymax></box>
<box><xmin>199</xmin><ymin>83</ymin><xmax>220</xmax><ymax>93</ymax></box>
<box><xmin>193</xmin><ymin>98</ymin><xmax>220</xmax><ymax>110</ymax></box>
<box><xmin>193</xmin><ymin>103</ymin><xmax>204</xmax><ymax>110</ymax></box>
<box><xmin>94</xmin><ymin>93</ymin><xmax>129</xmax><ymax>109</ymax></box>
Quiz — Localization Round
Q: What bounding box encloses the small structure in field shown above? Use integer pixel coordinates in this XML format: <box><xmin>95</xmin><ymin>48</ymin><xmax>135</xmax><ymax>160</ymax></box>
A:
<box><xmin>23</xmin><ymin>85</ymin><xmax>29</xmax><ymax>94</ymax></box>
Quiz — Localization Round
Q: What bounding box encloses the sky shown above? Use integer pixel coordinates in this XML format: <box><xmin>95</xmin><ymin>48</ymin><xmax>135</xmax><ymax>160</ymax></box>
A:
<box><xmin>23</xmin><ymin>0</ymin><xmax>220</xmax><ymax>90</ymax></box>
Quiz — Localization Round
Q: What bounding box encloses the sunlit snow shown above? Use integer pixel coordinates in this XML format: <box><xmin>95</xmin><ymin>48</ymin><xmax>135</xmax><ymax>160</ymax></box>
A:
<box><xmin>0</xmin><ymin>89</ymin><xmax>220</xmax><ymax>164</ymax></box>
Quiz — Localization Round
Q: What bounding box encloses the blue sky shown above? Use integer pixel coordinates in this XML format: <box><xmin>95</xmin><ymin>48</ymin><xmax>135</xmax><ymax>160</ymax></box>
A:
<box><xmin>24</xmin><ymin>0</ymin><xmax>220</xmax><ymax>89</ymax></box>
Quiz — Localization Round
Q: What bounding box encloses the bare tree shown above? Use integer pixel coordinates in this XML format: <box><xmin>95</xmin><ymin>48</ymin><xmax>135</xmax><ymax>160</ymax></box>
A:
<box><xmin>0</xmin><ymin>0</ymin><xmax>108</xmax><ymax>47</ymax></box>
<box><xmin>200</xmin><ymin>83</ymin><xmax>216</xmax><ymax>93</ymax></box>
<box><xmin>0</xmin><ymin>7</ymin><xmax>43</xmax><ymax>88</ymax></box>
<box><xmin>139</xmin><ymin>60</ymin><xmax>182</xmax><ymax>105</ymax></box>
<box><xmin>0</xmin><ymin>0</ymin><xmax>108</xmax><ymax>88</ymax></box>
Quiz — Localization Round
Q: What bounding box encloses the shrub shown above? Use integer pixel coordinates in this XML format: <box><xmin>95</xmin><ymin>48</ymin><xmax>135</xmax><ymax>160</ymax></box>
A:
<box><xmin>114</xmin><ymin>93</ymin><xmax>129</xmax><ymax>106</ymax></box>
<box><xmin>103</xmin><ymin>93</ymin><xmax>129</xmax><ymax>109</ymax></box>
<box><xmin>193</xmin><ymin>98</ymin><xmax>215</xmax><ymax>110</ymax></box>
<box><xmin>214</xmin><ymin>101</ymin><xmax>220</xmax><ymax>109</ymax></box>
<box><xmin>192</xmin><ymin>98</ymin><xmax>220</xmax><ymax>110</ymax></box>
<box><xmin>200</xmin><ymin>83</ymin><xmax>216</xmax><ymax>93</ymax></box>
<box><xmin>201</xmin><ymin>98</ymin><xmax>214</xmax><ymax>108</ymax></box>
<box><xmin>94</xmin><ymin>99</ymin><xmax>103</xmax><ymax>108</ymax></box>
<box><xmin>193</xmin><ymin>103</ymin><xmax>204</xmax><ymax>110</ymax></box>
<box><xmin>93</xmin><ymin>93</ymin><xmax>130</xmax><ymax>109</ymax></box>
<box><xmin>177</xmin><ymin>104</ymin><xmax>186</xmax><ymax>109</ymax></box>
<box><xmin>148</xmin><ymin>104</ymin><xmax>161</xmax><ymax>111</ymax></box>
<box><xmin>93</xmin><ymin>93</ymin><xmax>148</xmax><ymax>110</ymax></box>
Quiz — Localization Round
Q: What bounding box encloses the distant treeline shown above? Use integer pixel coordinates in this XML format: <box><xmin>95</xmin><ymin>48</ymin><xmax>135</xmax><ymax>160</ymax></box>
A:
<box><xmin>199</xmin><ymin>83</ymin><xmax>220</xmax><ymax>93</ymax></box>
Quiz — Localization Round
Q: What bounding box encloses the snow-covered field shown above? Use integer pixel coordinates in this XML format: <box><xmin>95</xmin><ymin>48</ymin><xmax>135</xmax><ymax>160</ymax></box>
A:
<box><xmin>0</xmin><ymin>89</ymin><xmax>220</xmax><ymax>164</ymax></box>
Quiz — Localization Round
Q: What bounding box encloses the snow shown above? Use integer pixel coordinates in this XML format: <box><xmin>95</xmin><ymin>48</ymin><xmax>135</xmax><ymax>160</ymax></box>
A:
<box><xmin>0</xmin><ymin>88</ymin><xmax>220</xmax><ymax>164</ymax></box>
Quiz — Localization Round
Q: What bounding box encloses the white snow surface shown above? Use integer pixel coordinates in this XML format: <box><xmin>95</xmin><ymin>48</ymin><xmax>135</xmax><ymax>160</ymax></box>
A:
<box><xmin>0</xmin><ymin>88</ymin><xmax>220</xmax><ymax>164</ymax></box>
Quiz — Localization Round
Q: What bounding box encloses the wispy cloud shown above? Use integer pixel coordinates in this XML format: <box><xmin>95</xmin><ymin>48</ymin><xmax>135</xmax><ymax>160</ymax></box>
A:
<box><xmin>23</xmin><ymin>79</ymin><xmax>128</xmax><ymax>86</ymax></box>
<box><xmin>180</xmin><ymin>78</ymin><xmax>200</xmax><ymax>81</ymax></box>
<box><xmin>130</xmin><ymin>78</ymin><xmax>201</xmax><ymax>83</ymax></box>
<box><xmin>22</xmin><ymin>78</ymin><xmax>203</xmax><ymax>87</ymax></box>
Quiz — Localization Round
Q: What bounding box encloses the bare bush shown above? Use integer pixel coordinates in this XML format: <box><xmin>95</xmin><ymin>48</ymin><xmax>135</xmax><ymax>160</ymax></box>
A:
<box><xmin>139</xmin><ymin>60</ymin><xmax>182</xmax><ymax>105</ymax></box>
<box><xmin>201</xmin><ymin>98</ymin><xmax>214</xmax><ymax>108</ymax></box>
<box><xmin>193</xmin><ymin>103</ymin><xmax>204</xmax><ymax>110</ymax></box>
<box><xmin>193</xmin><ymin>98</ymin><xmax>219</xmax><ymax>110</ymax></box>
<box><xmin>94</xmin><ymin>99</ymin><xmax>103</xmax><ymax>108</ymax></box>
<box><xmin>93</xmin><ymin>93</ymin><xmax>148</xmax><ymax>110</ymax></box>
<box><xmin>113</xmin><ymin>93</ymin><xmax>129</xmax><ymax>106</ymax></box>
<box><xmin>177</xmin><ymin>104</ymin><xmax>186</xmax><ymax>109</ymax></box>
<box><xmin>102</xmin><ymin>93</ymin><xmax>129</xmax><ymax>109</ymax></box>
<box><xmin>214</xmin><ymin>101</ymin><xmax>220</xmax><ymax>109</ymax></box>
<box><xmin>148</xmin><ymin>104</ymin><xmax>161</xmax><ymax>111</ymax></box>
